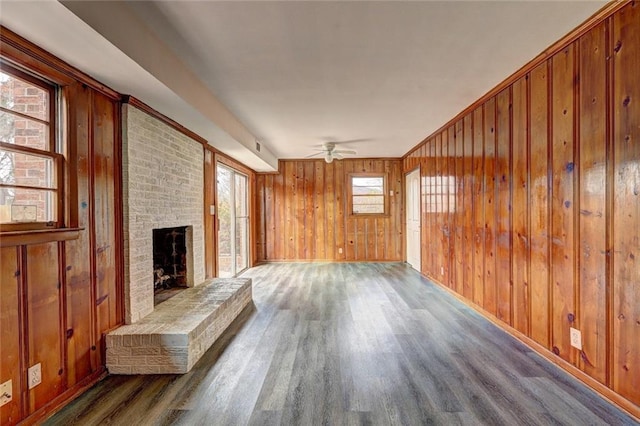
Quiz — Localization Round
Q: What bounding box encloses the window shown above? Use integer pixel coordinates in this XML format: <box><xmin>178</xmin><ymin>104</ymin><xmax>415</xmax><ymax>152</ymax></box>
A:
<box><xmin>349</xmin><ymin>173</ymin><xmax>388</xmax><ymax>215</ymax></box>
<box><xmin>0</xmin><ymin>63</ymin><xmax>61</xmax><ymax>230</ymax></box>
<box><xmin>423</xmin><ymin>176</ymin><xmax>456</xmax><ymax>213</ymax></box>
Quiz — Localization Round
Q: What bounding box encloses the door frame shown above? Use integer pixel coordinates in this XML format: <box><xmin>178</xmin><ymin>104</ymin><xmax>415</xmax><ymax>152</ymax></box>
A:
<box><xmin>405</xmin><ymin>167</ymin><xmax>421</xmax><ymax>271</ymax></box>
<box><xmin>215</xmin><ymin>159</ymin><xmax>251</xmax><ymax>278</ymax></box>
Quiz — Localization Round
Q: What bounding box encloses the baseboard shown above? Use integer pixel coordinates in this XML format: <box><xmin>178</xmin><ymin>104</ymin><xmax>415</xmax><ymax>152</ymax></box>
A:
<box><xmin>19</xmin><ymin>368</ymin><xmax>107</xmax><ymax>426</ymax></box>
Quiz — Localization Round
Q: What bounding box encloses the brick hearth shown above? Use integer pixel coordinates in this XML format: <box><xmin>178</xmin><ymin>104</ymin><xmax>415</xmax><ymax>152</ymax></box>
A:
<box><xmin>106</xmin><ymin>277</ymin><xmax>252</xmax><ymax>374</ymax></box>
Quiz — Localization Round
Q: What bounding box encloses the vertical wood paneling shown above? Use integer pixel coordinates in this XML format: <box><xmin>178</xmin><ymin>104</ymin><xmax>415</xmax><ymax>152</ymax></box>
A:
<box><xmin>204</xmin><ymin>149</ymin><xmax>216</xmax><ymax>277</ymax></box>
<box><xmin>495</xmin><ymin>88</ymin><xmax>512</xmax><ymax>325</ymax></box>
<box><xmin>64</xmin><ymin>83</ymin><xmax>95</xmax><ymax>385</ymax></box>
<box><xmin>325</xmin><ymin>162</ymin><xmax>336</xmax><ymax>260</ymax></box>
<box><xmin>483</xmin><ymin>98</ymin><xmax>497</xmax><ymax>315</ymax></box>
<box><xmin>1</xmin><ymin>247</ymin><xmax>22</xmax><ymax>424</ymax></box>
<box><xmin>445</xmin><ymin>126</ymin><xmax>455</xmax><ymax>288</ymax></box>
<box><xmin>434</xmin><ymin>134</ymin><xmax>443</xmax><ymax>280</ymax></box>
<box><xmin>275</xmin><ymin>167</ymin><xmax>285</xmax><ymax>261</ymax></box>
<box><xmin>473</xmin><ymin>107</ymin><xmax>485</xmax><ymax>307</ymax></box>
<box><xmin>578</xmin><ymin>21</ymin><xmax>608</xmax><ymax>383</ymax></box>
<box><xmin>512</xmin><ymin>77</ymin><xmax>530</xmax><ymax>335</ymax></box>
<box><xmin>92</xmin><ymin>93</ymin><xmax>118</xmax><ymax>372</ymax></box>
<box><xmin>421</xmin><ymin>144</ymin><xmax>429</xmax><ymax>274</ymax></box>
<box><xmin>430</xmin><ymin>140</ymin><xmax>437</xmax><ymax>276</ymax></box>
<box><xmin>401</xmin><ymin>1</ymin><xmax>639</xmax><ymax>411</ymax></box>
<box><xmin>529</xmin><ymin>61</ymin><xmax>551</xmax><ymax>348</ymax></box>
<box><xmin>315</xmin><ymin>161</ymin><xmax>326</xmax><ymax>260</ymax></box>
<box><xmin>335</xmin><ymin>161</ymin><xmax>346</xmax><ymax>261</ymax></box>
<box><xmin>295</xmin><ymin>162</ymin><xmax>305</xmax><ymax>260</ymax></box>
<box><xmin>303</xmin><ymin>161</ymin><xmax>315</xmax><ymax>260</ymax></box>
<box><xmin>255</xmin><ymin>159</ymin><xmax>403</xmax><ymax>261</ymax></box>
<box><xmin>454</xmin><ymin>119</ymin><xmax>464</xmax><ymax>296</ymax></box>
<box><xmin>462</xmin><ymin>115</ymin><xmax>474</xmax><ymax>300</ymax></box>
<box><xmin>551</xmin><ymin>45</ymin><xmax>577</xmax><ymax>364</ymax></box>
<box><xmin>612</xmin><ymin>2</ymin><xmax>640</xmax><ymax>403</ymax></box>
<box><xmin>283</xmin><ymin>162</ymin><xmax>295</xmax><ymax>260</ymax></box>
<box><xmin>26</xmin><ymin>243</ymin><xmax>63</xmax><ymax>413</ymax></box>
<box><xmin>255</xmin><ymin>173</ymin><xmax>266</xmax><ymax>262</ymax></box>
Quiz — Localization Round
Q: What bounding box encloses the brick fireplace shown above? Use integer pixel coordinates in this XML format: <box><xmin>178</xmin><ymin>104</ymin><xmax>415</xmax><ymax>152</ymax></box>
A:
<box><xmin>122</xmin><ymin>104</ymin><xmax>205</xmax><ymax>323</ymax></box>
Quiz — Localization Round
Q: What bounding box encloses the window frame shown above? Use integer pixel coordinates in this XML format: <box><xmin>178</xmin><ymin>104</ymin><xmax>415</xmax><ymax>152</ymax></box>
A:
<box><xmin>0</xmin><ymin>61</ymin><xmax>63</xmax><ymax>231</ymax></box>
<box><xmin>347</xmin><ymin>172</ymin><xmax>389</xmax><ymax>217</ymax></box>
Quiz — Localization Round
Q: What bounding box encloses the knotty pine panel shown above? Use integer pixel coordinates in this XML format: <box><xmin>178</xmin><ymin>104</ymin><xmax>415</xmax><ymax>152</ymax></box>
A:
<box><xmin>204</xmin><ymin>150</ymin><xmax>217</xmax><ymax>278</ymax></box>
<box><xmin>550</xmin><ymin>45</ymin><xmax>577</xmax><ymax>365</ymax></box>
<box><xmin>92</xmin><ymin>91</ymin><xmax>119</xmax><ymax>360</ymax></box>
<box><xmin>483</xmin><ymin>98</ymin><xmax>497</xmax><ymax>316</ymax></box>
<box><xmin>0</xmin><ymin>247</ymin><xmax>21</xmax><ymax>424</ymax></box>
<box><xmin>26</xmin><ymin>242</ymin><xmax>63</xmax><ymax>413</ymax></box>
<box><xmin>453</xmin><ymin>119</ymin><xmax>464</xmax><ymax>296</ymax></box>
<box><xmin>511</xmin><ymin>76</ymin><xmax>529</xmax><ymax>336</ymax></box>
<box><xmin>64</xmin><ymin>83</ymin><xmax>95</xmax><ymax>384</ymax></box>
<box><xmin>472</xmin><ymin>107</ymin><xmax>485</xmax><ymax>307</ymax></box>
<box><xmin>434</xmin><ymin>134</ymin><xmax>444</xmax><ymax>281</ymax></box>
<box><xmin>402</xmin><ymin>2</ymin><xmax>640</xmax><ymax>411</ymax></box>
<box><xmin>495</xmin><ymin>88</ymin><xmax>512</xmax><ymax>325</ymax></box>
<box><xmin>578</xmin><ymin>20</ymin><xmax>608</xmax><ymax>384</ymax></box>
<box><xmin>462</xmin><ymin>114</ymin><xmax>474</xmax><ymax>301</ymax></box>
<box><xmin>529</xmin><ymin>61</ymin><xmax>551</xmax><ymax>349</ymax></box>
<box><xmin>255</xmin><ymin>159</ymin><xmax>402</xmax><ymax>262</ymax></box>
<box><xmin>612</xmin><ymin>2</ymin><xmax>640</xmax><ymax>405</ymax></box>
<box><xmin>427</xmin><ymin>140</ymin><xmax>437</xmax><ymax>277</ymax></box>
<box><xmin>420</xmin><ymin>144</ymin><xmax>430</xmax><ymax>275</ymax></box>
<box><xmin>444</xmin><ymin>127</ymin><xmax>455</xmax><ymax>288</ymax></box>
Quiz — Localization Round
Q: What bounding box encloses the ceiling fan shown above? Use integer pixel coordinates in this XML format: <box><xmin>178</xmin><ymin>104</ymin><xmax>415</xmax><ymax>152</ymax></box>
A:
<box><xmin>306</xmin><ymin>142</ymin><xmax>357</xmax><ymax>163</ymax></box>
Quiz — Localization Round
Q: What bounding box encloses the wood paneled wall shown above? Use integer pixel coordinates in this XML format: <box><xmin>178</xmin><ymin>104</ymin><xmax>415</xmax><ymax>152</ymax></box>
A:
<box><xmin>255</xmin><ymin>159</ymin><xmax>403</xmax><ymax>262</ymax></box>
<box><xmin>403</xmin><ymin>2</ymin><xmax>639</xmax><ymax>414</ymax></box>
<box><xmin>1</xmin><ymin>30</ymin><xmax>122</xmax><ymax>425</ymax></box>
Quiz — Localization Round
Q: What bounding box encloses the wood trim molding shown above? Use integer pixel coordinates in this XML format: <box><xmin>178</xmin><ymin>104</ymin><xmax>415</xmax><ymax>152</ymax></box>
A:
<box><xmin>0</xmin><ymin>227</ymin><xmax>83</xmax><ymax>247</ymax></box>
<box><xmin>122</xmin><ymin>96</ymin><xmax>208</xmax><ymax>147</ymax></box>
<box><xmin>425</xmin><ymin>272</ymin><xmax>640</xmax><ymax>422</ymax></box>
<box><xmin>20</xmin><ymin>368</ymin><xmax>107</xmax><ymax>426</ymax></box>
<box><xmin>0</xmin><ymin>26</ymin><xmax>120</xmax><ymax>100</ymax></box>
<box><xmin>403</xmin><ymin>0</ymin><xmax>630</xmax><ymax>159</ymax></box>
<box><xmin>214</xmin><ymin>151</ymin><xmax>256</xmax><ymax>176</ymax></box>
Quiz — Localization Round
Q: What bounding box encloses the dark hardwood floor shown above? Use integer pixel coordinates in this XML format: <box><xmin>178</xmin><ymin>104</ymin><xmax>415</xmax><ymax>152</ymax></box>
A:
<box><xmin>46</xmin><ymin>263</ymin><xmax>638</xmax><ymax>425</ymax></box>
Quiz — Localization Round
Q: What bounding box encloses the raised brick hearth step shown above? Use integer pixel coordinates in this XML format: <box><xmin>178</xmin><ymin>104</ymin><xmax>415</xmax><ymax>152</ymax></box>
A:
<box><xmin>106</xmin><ymin>278</ymin><xmax>252</xmax><ymax>374</ymax></box>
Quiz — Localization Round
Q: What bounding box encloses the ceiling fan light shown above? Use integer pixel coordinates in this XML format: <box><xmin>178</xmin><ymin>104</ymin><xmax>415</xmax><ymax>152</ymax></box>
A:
<box><xmin>325</xmin><ymin>152</ymin><xmax>334</xmax><ymax>163</ymax></box>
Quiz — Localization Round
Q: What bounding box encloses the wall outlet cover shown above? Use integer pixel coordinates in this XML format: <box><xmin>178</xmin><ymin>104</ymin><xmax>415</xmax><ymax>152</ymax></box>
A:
<box><xmin>0</xmin><ymin>380</ymin><xmax>12</xmax><ymax>406</ymax></box>
<box><xmin>570</xmin><ymin>327</ymin><xmax>582</xmax><ymax>350</ymax></box>
<box><xmin>28</xmin><ymin>363</ymin><xmax>42</xmax><ymax>389</ymax></box>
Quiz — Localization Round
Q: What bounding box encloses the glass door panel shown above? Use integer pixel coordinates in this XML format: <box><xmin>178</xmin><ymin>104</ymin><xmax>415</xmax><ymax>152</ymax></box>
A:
<box><xmin>235</xmin><ymin>173</ymin><xmax>248</xmax><ymax>273</ymax></box>
<box><xmin>217</xmin><ymin>164</ymin><xmax>248</xmax><ymax>277</ymax></box>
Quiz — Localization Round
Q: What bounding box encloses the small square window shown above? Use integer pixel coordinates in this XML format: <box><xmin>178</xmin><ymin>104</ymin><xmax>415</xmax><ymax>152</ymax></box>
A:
<box><xmin>349</xmin><ymin>173</ymin><xmax>388</xmax><ymax>215</ymax></box>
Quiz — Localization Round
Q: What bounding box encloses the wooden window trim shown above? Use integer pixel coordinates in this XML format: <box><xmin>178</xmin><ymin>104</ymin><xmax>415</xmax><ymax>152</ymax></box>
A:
<box><xmin>0</xmin><ymin>60</ymin><xmax>63</xmax><ymax>232</ymax></box>
<box><xmin>347</xmin><ymin>172</ymin><xmax>389</xmax><ymax>217</ymax></box>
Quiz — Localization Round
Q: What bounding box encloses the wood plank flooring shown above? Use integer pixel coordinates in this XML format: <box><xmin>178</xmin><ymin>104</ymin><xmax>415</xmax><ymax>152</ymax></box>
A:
<box><xmin>46</xmin><ymin>263</ymin><xmax>638</xmax><ymax>425</ymax></box>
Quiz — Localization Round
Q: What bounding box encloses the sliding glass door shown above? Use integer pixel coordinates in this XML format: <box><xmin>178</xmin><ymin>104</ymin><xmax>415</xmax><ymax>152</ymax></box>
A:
<box><xmin>217</xmin><ymin>164</ymin><xmax>249</xmax><ymax>277</ymax></box>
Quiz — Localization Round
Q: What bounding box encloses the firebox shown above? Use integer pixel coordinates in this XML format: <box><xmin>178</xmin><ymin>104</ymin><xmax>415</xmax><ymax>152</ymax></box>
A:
<box><xmin>152</xmin><ymin>226</ymin><xmax>191</xmax><ymax>304</ymax></box>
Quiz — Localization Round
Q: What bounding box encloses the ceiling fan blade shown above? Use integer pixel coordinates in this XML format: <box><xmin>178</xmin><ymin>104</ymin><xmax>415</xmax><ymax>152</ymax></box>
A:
<box><xmin>334</xmin><ymin>149</ymin><xmax>357</xmax><ymax>155</ymax></box>
<box><xmin>333</xmin><ymin>152</ymin><xmax>344</xmax><ymax>159</ymax></box>
<box><xmin>305</xmin><ymin>152</ymin><xmax>325</xmax><ymax>158</ymax></box>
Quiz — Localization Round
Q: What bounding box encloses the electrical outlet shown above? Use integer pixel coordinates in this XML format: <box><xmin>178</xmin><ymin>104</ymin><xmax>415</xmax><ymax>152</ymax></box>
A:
<box><xmin>0</xmin><ymin>380</ymin><xmax>12</xmax><ymax>407</ymax></box>
<box><xmin>441</xmin><ymin>266</ymin><xmax>444</xmax><ymax>275</ymax></box>
<box><xmin>570</xmin><ymin>327</ymin><xmax>582</xmax><ymax>350</ymax></box>
<box><xmin>28</xmin><ymin>363</ymin><xmax>41</xmax><ymax>389</ymax></box>
<box><xmin>338</xmin><ymin>248</ymin><xmax>343</xmax><ymax>254</ymax></box>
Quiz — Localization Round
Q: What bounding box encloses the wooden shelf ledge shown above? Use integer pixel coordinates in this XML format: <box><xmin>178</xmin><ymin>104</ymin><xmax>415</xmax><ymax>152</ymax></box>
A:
<box><xmin>0</xmin><ymin>227</ymin><xmax>83</xmax><ymax>247</ymax></box>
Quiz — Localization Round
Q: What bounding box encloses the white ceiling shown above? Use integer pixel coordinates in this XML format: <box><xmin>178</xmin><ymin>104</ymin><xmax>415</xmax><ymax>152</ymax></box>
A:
<box><xmin>1</xmin><ymin>1</ymin><xmax>606</xmax><ymax>170</ymax></box>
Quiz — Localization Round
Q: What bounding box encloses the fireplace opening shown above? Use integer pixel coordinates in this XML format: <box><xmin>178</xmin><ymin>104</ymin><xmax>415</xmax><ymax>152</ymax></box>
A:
<box><xmin>153</xmin><ymin>226</ymin><xmax>190</xmax><ymax>305</ymax></box>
